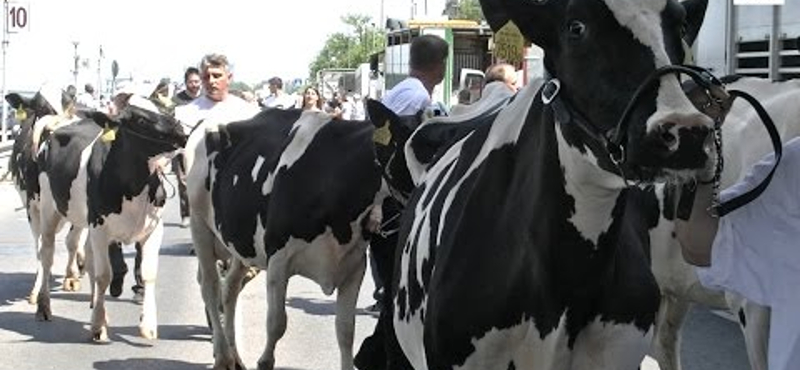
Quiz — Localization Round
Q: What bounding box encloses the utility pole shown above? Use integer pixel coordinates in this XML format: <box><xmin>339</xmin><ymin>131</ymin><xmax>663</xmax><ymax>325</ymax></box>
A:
<box><xmin>1</xmin><ymin>0</ymin><xmax>9</xmax><ymax>142</ymax></box>
<box><xmin>97</xmin><ymin>45</ymin><xmax>103</xmax><ymax>97</ymax></box>
<box><xmin>72</xmin><ymin>41</ymin><xmax>79</xmax><ymax>87</ymax></box>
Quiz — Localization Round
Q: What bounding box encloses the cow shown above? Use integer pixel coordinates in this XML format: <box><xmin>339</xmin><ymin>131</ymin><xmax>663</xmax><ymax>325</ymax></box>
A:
<box><xmin>382</xmin><ymin>0</ymin><xmax>720</xmax><ymax>369</ymax></box>
<box><xmin>4</xmin><ymin>87</ymin><xmax>86</xmax><ymax>304</ymax></box>
<box><xmin>186</xmin><ymin>107</ymin><xmax>408</xmax><ymax>370</ymax></box>
<box><xmin>649</xmin><ymin>75</ymin><xmax>800</xmax><ymax>370</ymax></box>
<box><xmin>34</xmin><ymin>95</ymin><xmax>186</xmax><ymax>342</ymax></box>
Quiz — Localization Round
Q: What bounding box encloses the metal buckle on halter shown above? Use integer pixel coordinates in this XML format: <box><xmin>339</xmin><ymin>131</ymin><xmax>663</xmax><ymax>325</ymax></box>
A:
<box><xmin>541</xmin><ymin>79</ymin><xmax>561</xmax><ymax>105</ymax></box>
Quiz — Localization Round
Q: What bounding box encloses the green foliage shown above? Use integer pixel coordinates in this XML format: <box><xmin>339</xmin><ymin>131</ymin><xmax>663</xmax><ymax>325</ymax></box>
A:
<box><xmin>456</xmin><ymin>0</ymin><xmax>485</xmax><ymax>22</ymax></box>
<box><xmin>308</xmin><ymin>13</ymin><xmax>385</xmax><ymax>83</ymax></box>
<box><xmin>445</xmin><ymin>0</ymin><xmax>485</xmax><ymax>22</ymax></box>
<box><xmin>229</xmin><ymin>81</ymin><xmax>252</xmax><ymax>93</ymax></box>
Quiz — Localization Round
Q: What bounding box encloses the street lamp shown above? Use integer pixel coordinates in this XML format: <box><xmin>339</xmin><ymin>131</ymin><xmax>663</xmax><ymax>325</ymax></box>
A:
<box><xmin>72</xmin><ymin>41</ymin><xmax>80</xmax><ymax>87</ymax></box>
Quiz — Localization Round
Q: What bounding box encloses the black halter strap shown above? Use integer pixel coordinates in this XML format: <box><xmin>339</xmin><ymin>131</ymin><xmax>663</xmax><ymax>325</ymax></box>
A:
<box><xmin>541</xmin><ymin>64</ymin><xmax>724</xmax><ymax>176</ymax></box>
<box><xmin>714</xmin><ymin>89</ymin><xmax>783</xmax><ymax>217</ymax></box>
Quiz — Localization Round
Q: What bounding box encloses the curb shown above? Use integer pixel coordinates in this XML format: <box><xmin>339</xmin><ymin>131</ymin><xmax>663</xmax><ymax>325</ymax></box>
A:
<box><xmin>0</xmin><ymin>140</ymin><xmax>12</xmax><ymax>154</ymax></box>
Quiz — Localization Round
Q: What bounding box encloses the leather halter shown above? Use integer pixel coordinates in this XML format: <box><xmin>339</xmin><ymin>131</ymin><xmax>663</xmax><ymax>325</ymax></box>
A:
<box><xmin>541</xmin><ymin>64</ymin><xmax>725</xmax><ymax>177</ymax></box>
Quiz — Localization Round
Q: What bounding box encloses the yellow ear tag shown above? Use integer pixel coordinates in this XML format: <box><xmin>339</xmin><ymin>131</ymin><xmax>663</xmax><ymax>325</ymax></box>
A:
<box><xmin>373</xmin><ymin>120</ymin><xmax>392</xmax><ymax>146</ymax></box>
<box><xmin>101</xmin><ymin>126</ymin><xmax>117</xmax><ymax>143</ymax></box>
<box><xmin>15</xmin><ymin>109</ymin><xmax>27</xmax><ymax>121</ymax></box>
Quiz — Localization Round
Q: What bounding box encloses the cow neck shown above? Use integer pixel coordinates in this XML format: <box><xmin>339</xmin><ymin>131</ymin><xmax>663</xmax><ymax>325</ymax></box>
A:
<box><xmin>99</xmin><ymin>130</ymin><xmax>167</xmax><ymax>204</ymax></box>
<box><xmin>550</xmin><ymin>106</ymin><xmax>627</xmax><ymax>250</ymax></box>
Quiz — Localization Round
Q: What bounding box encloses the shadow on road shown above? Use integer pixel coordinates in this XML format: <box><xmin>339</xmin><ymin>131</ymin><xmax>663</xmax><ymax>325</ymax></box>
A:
<box><xmin>287</xmin><ymin>297</ymin><xmax>336</xmax><ymax>316</ymax></box>
<box><xmin>286</xmin><ymin>296</ymin><xmax>379</xmax><ymax>318</ymax></box>
<box><xmin>93</xmin><ymin>358</ymin><xmax>207</xmax><ymax>370</ymax></box>
<box><xmin>0</xmin><ymin>272</ymin><xmax>39</xmax><ymax>306</ymax></box>
<box><xmin>0</xmin><ymin>310</ymin><xmax>211</xmax><ymax>346</ymax></box>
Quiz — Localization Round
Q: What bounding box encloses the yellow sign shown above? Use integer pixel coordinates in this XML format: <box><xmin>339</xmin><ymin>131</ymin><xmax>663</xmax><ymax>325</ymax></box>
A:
<box><xmin>494</xmin><ymin>21</ymin><xmax>525</xmax><ymax>65</ymax></box>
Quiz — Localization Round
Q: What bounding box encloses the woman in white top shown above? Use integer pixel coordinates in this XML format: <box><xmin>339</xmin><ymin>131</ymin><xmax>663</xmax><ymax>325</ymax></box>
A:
<box><xmin>301</xmin><ymin>86</ymin><xmax>324</xmax><ymax>111</ymax></box>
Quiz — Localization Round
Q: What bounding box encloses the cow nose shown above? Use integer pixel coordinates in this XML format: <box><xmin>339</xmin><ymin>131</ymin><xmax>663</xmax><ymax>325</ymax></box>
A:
<box><xmin>652</xmin><ymin>111</ymin><xmax>713</xmax><ymax>153</ymax></box>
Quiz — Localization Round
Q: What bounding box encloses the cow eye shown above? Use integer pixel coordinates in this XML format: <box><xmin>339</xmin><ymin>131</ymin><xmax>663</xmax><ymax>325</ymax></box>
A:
<box><xmin>568</xmin><ymin>20</ymin><xmax>586</xmax><ymax>39</ymax></box>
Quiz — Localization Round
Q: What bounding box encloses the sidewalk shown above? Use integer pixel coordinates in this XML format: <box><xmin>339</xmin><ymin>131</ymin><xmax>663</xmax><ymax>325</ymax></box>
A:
<box><xmin>0</xmin><ymin>139</ymin><xmax>13</xmax><ymax>182</ymax></box>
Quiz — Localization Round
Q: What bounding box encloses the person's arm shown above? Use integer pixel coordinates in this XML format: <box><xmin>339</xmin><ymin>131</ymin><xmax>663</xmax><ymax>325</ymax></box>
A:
<box><xmin>674</xmin><ymin>182</ymin><xmax>720</xmax><ymax>267</ymax></box>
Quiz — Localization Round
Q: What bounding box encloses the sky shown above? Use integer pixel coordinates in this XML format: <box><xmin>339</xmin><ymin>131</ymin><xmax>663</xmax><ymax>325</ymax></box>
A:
<box><xmin>3</xmin><ymin>0</ymin><xmax>446</xmax><ymax>92</ymax></box>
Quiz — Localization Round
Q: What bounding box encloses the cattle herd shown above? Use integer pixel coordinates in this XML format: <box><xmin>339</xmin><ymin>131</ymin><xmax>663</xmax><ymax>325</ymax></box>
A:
<box><xmin>4</xmin><ymin>0</ymin><xmax>800</xmax><ymax>370</ymax></box>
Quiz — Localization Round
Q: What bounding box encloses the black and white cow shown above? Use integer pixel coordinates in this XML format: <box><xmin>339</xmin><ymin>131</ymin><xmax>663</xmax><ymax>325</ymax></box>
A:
<box><xmin>35</xmin><ymin>96</ymin><xmax>186</xmax><ymax>341</ymax></box>
<box><xmin>384</xmin><ymin>0</ymin><xmax>717</xmax><ymax>369</ymax></box>
<box><xmin>5</xmin><ymin>87</ymin><xmax>86</xmax><ymax>303</ymax></box>
<box><xmin>187</xmin><ymin>108</ymin><xmax>393</xmax><ymax>370</ymax></box>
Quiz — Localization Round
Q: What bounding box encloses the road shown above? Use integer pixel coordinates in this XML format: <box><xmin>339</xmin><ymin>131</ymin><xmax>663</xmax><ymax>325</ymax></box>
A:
<box><xmin>0</xmin><ymin>171</ymin><xmax>751</xmax><ymax>370</ymax></box>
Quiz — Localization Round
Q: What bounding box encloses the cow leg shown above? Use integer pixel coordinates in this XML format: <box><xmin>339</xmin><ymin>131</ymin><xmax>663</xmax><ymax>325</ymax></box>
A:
<box><xmin>192</xmin><ymin>220</ymin><xmax>240</xmax><ymax>370</ymax></box>
<box><xmin>27</xmin><ymin>201</ymin><xmax>43</xmax><ymax>305</ymax></box>
<box><xmin>335</xmin><ymin>249</ymin><xmax>367</xmax><ymax>370</ymax></box>
<box><xmin>137</xmin><ymin>221</ymin><xmax>164</xmax><ymax>340</ymax></box>
<box><xmin>35</xmin><ymin>201</ymin><xmax>63</xmax><ymax>322</ymax></box>
<box><xmin>734</xmin><ymin>297</ymin><xmax>770</xmax><ymax>370</ymax></box>
<box><xmin>650</xmin><ymin>293</ymin><xmax>690</xmax><ymax>370</ymax></box>
<box><xmin>221</xmin><ymin>257</ymin><xmax>248</xmax><ymax>368</ymax></box>
<box><xmin>89</xmin><ymin>230</ymin><xmax>113</xmax><ymax>342</ymax></box>
<box><xmin>63</xmin><ymin>226</ymin><xmax>87</xmax><ymax>292</ymax></box>
<box><xmin>257</xmin><ymin>264</ymin><xmax>290</xmax><ymax>370</ymax></box>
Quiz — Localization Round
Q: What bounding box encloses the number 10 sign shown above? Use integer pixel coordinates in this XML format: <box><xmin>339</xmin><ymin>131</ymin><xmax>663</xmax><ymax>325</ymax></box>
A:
<box><xmin>6</xmin><ymin>2</ymin><xmax>30</xmax><ymax>33</ymax></box>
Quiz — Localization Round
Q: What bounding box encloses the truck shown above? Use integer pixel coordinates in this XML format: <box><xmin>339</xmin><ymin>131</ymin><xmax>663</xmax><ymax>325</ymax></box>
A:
<box><xmin>695</xmin><ymin>1</ymin><xmax>800</xmax><ymax>81</ymax></box>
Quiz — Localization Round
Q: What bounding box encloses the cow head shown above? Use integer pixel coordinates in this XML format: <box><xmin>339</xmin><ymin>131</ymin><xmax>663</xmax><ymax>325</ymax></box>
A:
<box><xmin>481</xmin><ymin>0</ymin><xmax>714</xmax><ymax>182</ymax></box>
<box><xmin>89</xmin><ymin>96</ymin><xmax>187</xmax><ymax>153</ymax></box>
<box><xmin>366</xmin><ymin>99</ymin><xmax>422</xmax><ymax>202</ymax></box>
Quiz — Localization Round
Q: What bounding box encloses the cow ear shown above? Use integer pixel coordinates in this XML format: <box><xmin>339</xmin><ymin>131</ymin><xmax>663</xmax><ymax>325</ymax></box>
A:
<box><xmin>89</xmin><ymin>110</ymin><xmax>121</xmax><ymax>129</ymax></box>
<box><xmin>5</xmin><ymin>93</ymin><xmax>25</xmax><ymax>109</ymax></box>
<box><xmin>682</xmin><ymin>0</ymin><xmax>709</xmax><ymax>46</ymax></box>
<box><xmin>479</xmin><ymin>0</ymin><xmax>564</xmax><ymax>52</ymax></box>
<box><xmin>366</xmin><ymin>99</ymin><xmax>398</xmax><ymax>129</ymax></box>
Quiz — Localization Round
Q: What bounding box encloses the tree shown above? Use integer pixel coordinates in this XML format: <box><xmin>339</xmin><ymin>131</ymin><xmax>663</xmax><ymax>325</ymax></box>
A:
<box><xmin>308</xmin><ymin>14</ymin><xmax>385</xmax><ymax>82</ymax></box>
<box><xmin>444</xmin><ymin>0</ymin><xmax>484</xmax><ymax>22</ymax></box>
<box><xmin>229</xmin><ymin>81</ymin><xmax>252</xmax><ymax>93</ymax></box>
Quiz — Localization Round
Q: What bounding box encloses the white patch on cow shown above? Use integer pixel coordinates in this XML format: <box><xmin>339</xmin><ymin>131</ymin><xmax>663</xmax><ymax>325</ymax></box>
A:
<box><xmin>605</xmin><ymin>0</ymin><xmax>713</xmax><ymax>136</ymax></box>
<box><xmin>63</xmin><ymin>135</ymin><xmax>101</xmax><ymax>228</ymax></box>
<box><xmin>128</xmin><ymin>95</ymin><xmax>163</xmax><ymax>115</ymax></box>
<box><xmin>251</xmin><ymin>155</ymin><xmax>265</xmax><ymax>183</ymax></box>
<box><xmin>99</xmin><ymin>184</ymin><xmax>165</xmax><ymax>244</ymax></box>
<box><xmin>554</xmin><ymin>125</ymin><xmax>624</xmax><ymax>247</ymax></box>
<box><xmin>232</xmin><ymin>174</ymin><xmax>238</xmax><ymax>187</ymax></box>
<box><xmin>263</xmin><ymin>111</ymin><xmax>330</xmax><ymax>195</ymax></box>
<box><xmin>605</xmin><ymin>0</ymin><xmax>670</xmax><ymax>66</ymax></box>
<box><xmin>569</xmin><ymin>317</ymin><xmax>654</xmax><ymax>370</ymax></box>
<box><xmin>39</xmin><ymin>83</ymin><xmax>65</xmax><ymax>116</ymax></box>
<box><xmin>232</xmin><ymin>214</ymin><xmax>369</xmax><ymax>296</ymax></box>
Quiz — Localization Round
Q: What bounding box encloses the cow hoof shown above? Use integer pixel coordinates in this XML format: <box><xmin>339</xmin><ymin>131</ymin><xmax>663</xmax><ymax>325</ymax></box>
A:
<box><xmin>212</xmin><ymin>360</ymin><xmax>245</xmax><ymax>370</ymax></box>
<box><xmin>139</xmin><ymin>325</ymin><xmax>158</xmax><ymax>340</ymax></box>
<box><xmin>92</xmin><ymin>327</ymin><xmax>109</xmax><ymax>343</ymax></box>
<box><xmin>256</xmin><ymin>358</ymin><xmax>274</xmax><ymax>370</ymax></box>
<box><xmin>63</xmin><ymin>277</ymin><xmax>81</xmax><ymax>292</ymax></box>
<box><xmin>35</xmin><ymin>299</ymin><xmax>52</xmax><ymax>321</ymax></box>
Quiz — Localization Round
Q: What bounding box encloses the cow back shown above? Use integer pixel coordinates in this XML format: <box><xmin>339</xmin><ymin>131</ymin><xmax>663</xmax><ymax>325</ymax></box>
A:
<box><xmin>40</xmin><ymin>119</ymin><xmax>102</xmax><ymax>216</ymax></box>
<box><xmin>210</xmin><ymin>110</ymin><xmax>381</xmax><ymax>260</ymax></box>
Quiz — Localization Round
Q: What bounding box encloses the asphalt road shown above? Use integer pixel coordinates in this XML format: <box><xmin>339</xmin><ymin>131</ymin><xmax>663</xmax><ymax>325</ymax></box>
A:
<box><xmin>0</xmin><ymin>170</ymin><xmax>751</xmax><ymax>370</ymax></box>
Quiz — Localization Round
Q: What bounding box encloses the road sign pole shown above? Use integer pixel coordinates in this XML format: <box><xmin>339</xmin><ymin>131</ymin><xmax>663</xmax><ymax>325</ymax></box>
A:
<box><xmin>1</xmin><ymin>0</ymin><xmax>9</xmax><ymax>143</ymax></box>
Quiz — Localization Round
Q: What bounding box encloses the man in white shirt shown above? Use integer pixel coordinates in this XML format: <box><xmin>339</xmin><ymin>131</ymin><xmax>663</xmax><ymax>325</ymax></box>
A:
<box><xmin>367</xmin><ymin>34</ymin><xmax>449</xmax><ymax>314</ymax></box>
<box><xmin>260</xmin><ymin>77</ymin><xmax>296</xmax><ymax>109</ymax></box>
<box><xmin>175</xmin><ymin>53</ymin><xmax>260</xmax><ymax>230</ymax></box>
<box><xmin>677</xmin><ymin>138</ymin><xmax>800</xmax><ymax>370</ymax></box>
<box><xmin>381</xmin><ymin>35</ymin><xmax>449</xmax><ymax>116</ymax></box>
